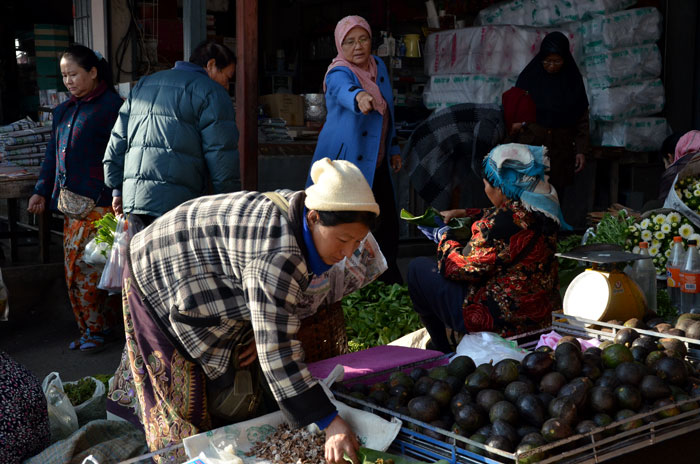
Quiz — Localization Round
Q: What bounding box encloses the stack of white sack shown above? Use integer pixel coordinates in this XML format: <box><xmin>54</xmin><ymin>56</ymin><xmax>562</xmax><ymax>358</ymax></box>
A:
<box><xmin>577</xmin><ymin>7</ymin><xmax>667</xmax><ymax>150</ymax></box>
<box><xmin>422</xmin><ymin>25</ymin><xmax>576</xmax><ymax>108</ymax></box>
<box><xmin>574</xmin><ymin>6</ymin><xmax>662</xmax><ymax>55</ymax></box>
<box><xmin>587</xmin><ymin>78</ymin><xmax>664</xmax><ymax>122</ymax></box>
<box><xmin>581</xmin><ymin>44</ymin><xmax>661</xmax><ymax>86</ymax></box>
<box><xmin>591</xmin><ymin>117</ymin><xmax>668</xmax><ymax>152</ymax></box>
<box><xmin>423</xmin><ymin>25</ymin><xmax>580</xmax><ymax>77</ymax></box>
<box><xmin>423</xmin><ymin>75</ymin><xmax>517</xmax><ymax>109</ymax></box>
<box><xmin>475</xmin><ymin>0</ymin><xmax>637</xmax><ymax>27</ymax></box>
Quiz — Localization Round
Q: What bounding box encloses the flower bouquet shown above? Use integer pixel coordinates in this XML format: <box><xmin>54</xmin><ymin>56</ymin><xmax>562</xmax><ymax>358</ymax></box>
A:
<box><xmin>674</xmin><ymin>175</ymin><xmax>700</xmax><ymax>214</ymax></box>
<box><xmin>586</xmin><ymin>209</ymin><xmax>695</xmax><ymax>276</ymax></box>
<box><xmin>627</xmin><ymin>210</ymin><xmax>697</xmax><ymax>276</ymax></box>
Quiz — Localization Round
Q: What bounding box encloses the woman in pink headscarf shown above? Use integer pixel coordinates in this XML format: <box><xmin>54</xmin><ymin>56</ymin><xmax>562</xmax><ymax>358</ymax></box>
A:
<box><xmin>658</xmin><ymin>130</ymin><xmax>700</xmax><ymax>201</ymax></box>
<box><xmin>307</xmin><ymin>15</ymin><xmax>404</xmax><ymax>285</ymax></box>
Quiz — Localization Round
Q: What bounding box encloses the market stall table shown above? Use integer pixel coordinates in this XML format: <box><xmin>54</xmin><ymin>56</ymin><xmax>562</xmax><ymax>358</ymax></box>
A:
<box><xmin>0</xmin><ymin>165</ymin><xmax>50</xmax><ymax>263</ymax></box>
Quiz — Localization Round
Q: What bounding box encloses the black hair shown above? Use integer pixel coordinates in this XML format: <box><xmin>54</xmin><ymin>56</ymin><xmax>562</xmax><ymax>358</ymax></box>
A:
<box><xmin>189</xmin><ymin>41</ymin><xmax>236</xmax><ymax>69</ymax></box>
<box><xmin>316</xmin><ymin>210</ymin><xmax>377</xmax><ymax>230</ymax></box>
<box><xmin>661</xmin><ymin>131</ymin><xmax>685</xmax><ymax>159</ymax></box>
<box><xmin>62</xmin><ymin>44</ymin><xmax>116</xmax><ymax>92</ymax></box>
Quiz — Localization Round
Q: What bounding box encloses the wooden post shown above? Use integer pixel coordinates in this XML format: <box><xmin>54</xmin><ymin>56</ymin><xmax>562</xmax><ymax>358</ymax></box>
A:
<box><xmin>236</xmin><ymin>0</ymin><xmax>259</xmax><ymax>190</ymax></box>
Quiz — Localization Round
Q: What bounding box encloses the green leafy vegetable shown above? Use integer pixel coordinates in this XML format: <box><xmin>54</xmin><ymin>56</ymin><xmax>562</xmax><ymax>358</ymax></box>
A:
<box><xmin>400</xmin><ymin>207</ymin><xmax>444</xmax><ymax>227</ymax></box>
<box><xmin>557</xmin><ymin>234</ymin><xmax>583</xmax><ymax>272</ymax></box>
<box><xmin>64</xmin><ymin>377</ymin><xmax>96</xmax><ymax>406</ymax></box>
<box><xmin>93</xmin><ymin>374</ymin><xmax>112</xmax><ymax>392</ymax></box>
<box><xmin>655</xmin><ymin>289</ymin><xmax>677</xmax><ymax>321</ymax></box>
<box><xmin>343</xmin><ymin>282</ymin><xmax>422</xmax><ymax>352</ymax></box>
<box><xmin>92</xmin><ymin>213</ymin><xmax>118</xmax><ymax>257</ymax></box>
<box><xmin>586</xmin><ymin>210</ymin><xmax>635</xmax><ymax>248</ymax></box>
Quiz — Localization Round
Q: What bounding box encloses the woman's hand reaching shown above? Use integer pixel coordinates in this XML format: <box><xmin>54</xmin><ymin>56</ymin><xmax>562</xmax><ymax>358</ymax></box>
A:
<box><xmin>324</xmin><ymin>415</ymin><xmax>360</xmax><ymax>464</ymax></box>
<box><xmin>575</xmin><ymin>153</ymin><xmax>586</xmax><ymax>173</ymax></box>
<box><xmin>440</xmin><ymin>209</ymin><xmax>468</xmax><ymax>223</ymax></box>
<box><xmin>355</xmin><ymin>91</ymin><xmax>375</xmax><ymax>115</ymax></box>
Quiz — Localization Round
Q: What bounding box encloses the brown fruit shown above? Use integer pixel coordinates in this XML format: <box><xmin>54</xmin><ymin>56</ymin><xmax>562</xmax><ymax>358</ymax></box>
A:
<box><xmin>624</xmin><ymin>318</ymin><xmax>647</xmax><ymax>329</ymax></box>
<box><xmin>655</xmin><ymin>323</ymin><xmax>673</xmax><ymax>333</ymax></box>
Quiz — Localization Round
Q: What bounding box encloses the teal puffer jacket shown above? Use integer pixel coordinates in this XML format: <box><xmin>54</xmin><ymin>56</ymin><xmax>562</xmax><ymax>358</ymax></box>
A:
<box><xmin>103</xmin><ymin>62</ymin><xmax>239</xmax><ymax>217</ymax></box>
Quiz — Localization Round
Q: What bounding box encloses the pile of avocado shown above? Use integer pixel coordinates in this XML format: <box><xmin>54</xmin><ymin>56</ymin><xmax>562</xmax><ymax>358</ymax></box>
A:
<box><xmin>336</xmin><ymin>336</ymin><xmax>700</xmax><ymax>463</ymax></box>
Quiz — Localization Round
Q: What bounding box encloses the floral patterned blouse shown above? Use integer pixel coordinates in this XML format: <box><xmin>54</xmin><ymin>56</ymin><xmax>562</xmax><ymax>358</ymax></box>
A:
<box><xmin>437</xmin><ymin>200</ymin><xmax>561</xmax><ymax>337</ymax></box>
<box><xmin>0</xmin><ymin>350</ymin><xmax>50</xmax><ymax>463</ymax></box>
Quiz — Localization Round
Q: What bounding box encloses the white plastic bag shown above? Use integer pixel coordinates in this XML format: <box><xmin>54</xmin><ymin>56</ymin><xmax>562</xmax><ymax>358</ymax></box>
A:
<box><xmin>98</xmin><ymin>214</ymin><xmax>146</xmax><ymax>292</ymax></box>
<box><xmin>42</xmin><ymin>371</ymin><xmax>79</xmax><ymax>442</ymax></box>
<box><xmin>451</xmin><ymin>332</ymin><xmax>529</xmax><ymax>366</ymax></box>
<box><xmin>295</xmin><ymin>232</ymin><xmax>387</xmax><ymax>316</ymax></box>
<box><xmin>64</xmin><ymin>376</ymin><xmax>107</xmax><ymax>426</ymax></box>
<box><xmin>98</xmin><ymin>216</ymin><xmax>127</xmax><ymax>292</ymax></box>
<box><xmin>83</xmin><ymin>237</ymin><xmax>109</xmax><ymax>267</ymax></box>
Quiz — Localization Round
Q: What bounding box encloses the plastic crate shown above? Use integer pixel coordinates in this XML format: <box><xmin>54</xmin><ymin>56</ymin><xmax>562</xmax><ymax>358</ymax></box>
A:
<box><xmin>333</xmin><ymin>325</ymin><xmax>700</xmax><ymax>464</ymax></box>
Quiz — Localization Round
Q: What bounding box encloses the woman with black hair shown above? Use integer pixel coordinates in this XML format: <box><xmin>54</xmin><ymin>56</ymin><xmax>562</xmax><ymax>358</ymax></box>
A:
<box><xmin>103</xmin><ymin>40</ymin><xmax>240</xmax><ymax>225</ymax></box>
<box><xmin>27</xmin><ymin>44</ymin><xmax>122</xmax><ymax>352</ymax></box>
<box><xmin>506</xmin><ymin>31</ymin><xmax>590</xmax><ymax>227</ymax></box>
<box><xmin>111</xmin><ymin>158</ymin><xmax>375</xmax><ymax>463</ymax></box>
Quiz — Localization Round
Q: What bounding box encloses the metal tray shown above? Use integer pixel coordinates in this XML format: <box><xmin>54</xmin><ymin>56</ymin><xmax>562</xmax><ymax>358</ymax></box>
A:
<box><xmin>332</xmin><ymin>325</ymin><xmax>700</xmax><ymax>464</ymax></box>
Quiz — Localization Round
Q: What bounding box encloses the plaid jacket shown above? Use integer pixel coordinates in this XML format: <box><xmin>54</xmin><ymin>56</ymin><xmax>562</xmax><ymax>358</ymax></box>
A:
<box><xmin>128</xmin><ymin>190</ymin><xmax>336</xmax><ymax>428</ymax></box>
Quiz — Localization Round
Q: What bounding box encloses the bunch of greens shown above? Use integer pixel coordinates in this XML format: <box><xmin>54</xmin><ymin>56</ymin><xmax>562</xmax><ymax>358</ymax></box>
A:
<box><xmin>64</xmin><ymin>377</ymin><xmax>96</xmax><ymax>406</ymax></box>
<box><xmin>655</xmin><ymin>289</ymin><xmax>678</xmax><ymax>321</ymax></box>
<box><xmin>93</xmin><ymin>374</ymin><xmax>112</xmax><ymax>392</ymax></box>
<box><xmin>586</xmin><ymin>210</ymin><xmax>636</xmax><ymax>248</ymax></box>
<box><xmin>343</xmin><ymin>281</ymin><xmax>422</xmax><ymax>352</ymax></box>
<box><xmin>557</xmin><ymin>234</ymin><xmax>583</xmax><ymax>270</ymax></box>
<box><xmin>92</xmin><ymin>213</ymin><xmax>118</xmax><ymax>257</ymax></box>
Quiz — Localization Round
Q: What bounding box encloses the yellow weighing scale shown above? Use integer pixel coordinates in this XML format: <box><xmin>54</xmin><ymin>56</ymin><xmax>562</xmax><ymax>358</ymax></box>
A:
<box><xmin>557</xmin><ymin>248</ymin><xmax>649</xmax><ymax>326</ymax></box>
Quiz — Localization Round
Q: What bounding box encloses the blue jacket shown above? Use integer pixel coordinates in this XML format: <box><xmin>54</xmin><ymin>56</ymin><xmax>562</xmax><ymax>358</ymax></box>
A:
<box><xmin>307</xmin><ymin>56</ymin><xmax>400</xmax><ymax>187</ymax></box>
<box><xmin>103</xmin><ymin>61</ymin><xmax>240</xmax><ymax>217</ymax></box>
<box><xmin>34</xmin><ymin>83</ymin><xmax>122</xmax><ymax>210</ymax></box>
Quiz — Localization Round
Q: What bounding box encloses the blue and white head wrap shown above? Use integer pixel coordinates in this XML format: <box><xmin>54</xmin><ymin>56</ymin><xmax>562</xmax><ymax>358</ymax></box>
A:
<box><xmin>483</xmin><ymin>143</ymin><xmax>571</xmax><ymax>230</ymax></box>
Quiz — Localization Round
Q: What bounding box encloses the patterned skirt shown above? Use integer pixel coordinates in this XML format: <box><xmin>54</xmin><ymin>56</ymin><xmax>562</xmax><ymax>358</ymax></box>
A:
<box><xmin>111</xmin><ymin>265</ymin><xmax>210</xmax><ymax>463</ymax></box>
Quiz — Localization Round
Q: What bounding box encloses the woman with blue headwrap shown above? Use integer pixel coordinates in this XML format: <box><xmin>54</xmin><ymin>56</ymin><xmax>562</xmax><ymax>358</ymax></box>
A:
<box><xmin>408</xmin><ymin>144</ymin><xmax>569</xmax><ymax>352</ymax></box>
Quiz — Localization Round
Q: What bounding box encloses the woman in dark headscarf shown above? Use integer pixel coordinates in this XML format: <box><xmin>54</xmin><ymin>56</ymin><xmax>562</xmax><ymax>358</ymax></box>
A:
<box><xmin>505</xmin><ymin>32</ymin><xmax>590</xmax><ymax>225</ymax></box>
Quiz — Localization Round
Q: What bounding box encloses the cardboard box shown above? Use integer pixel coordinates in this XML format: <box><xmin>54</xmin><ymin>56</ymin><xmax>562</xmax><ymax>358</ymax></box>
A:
<box><xmin>259</xmin><ymin>93</ymin><xmax>304</xmax><ymax>126</ymax></box>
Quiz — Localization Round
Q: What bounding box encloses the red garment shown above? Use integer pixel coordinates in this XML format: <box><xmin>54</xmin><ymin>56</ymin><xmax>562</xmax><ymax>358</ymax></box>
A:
<box><xmin>502</xmin><ymin>87</ymin><xmax>537</xmax><ymax>132</ymax></box>
<box><xmin>437</xmin><ymin>201</ymin><xmax>561</xmax><ymax>337</ymax></box>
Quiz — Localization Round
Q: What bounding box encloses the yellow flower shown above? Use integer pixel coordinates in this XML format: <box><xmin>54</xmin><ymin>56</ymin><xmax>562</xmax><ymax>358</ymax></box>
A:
<box><xmin>641</xmin><ymin>230</ymin><xmax>653</xmax><ymax>241</ymax></box>
<box><xmin>640</xmin><ymin>218</ymin><xmax>651</xmax><ymax>229</ymax></box>
<box><xmin>667</xmin><ymin>212</ymin><xmax>681</xmax><ymax>224</ymax></box>
<box><xmin>680</xmin><ymin>224</ymin><xmax>694</xmax><ymax>239</ymax></box>
<box><xmin>685</xmin><ymin>190</ymin><xmax>693</xmax><ymax>199</ymax></box>
<box><xmin>661</xmin><ymin>223</ymin><xmax>672</xmax><ymax>234</ymax></box>
<box><xmin>649</xmin><ymin>245</ymin><xmax>660</xmax><ymax>257</ymax></box>
<box><xmin>665</xmin><ymin>249</ymin><xmax>672</xmax><ymax>258</ymax></box>
<box><xmin>653</xmin><ymin>214</ymin><xmax>667</xmax><ymax>224</ymax></box>
<box><xmin>654</xmin><ymin>231</ymin><xmax>665</xmax><ymax>240</ymax></box>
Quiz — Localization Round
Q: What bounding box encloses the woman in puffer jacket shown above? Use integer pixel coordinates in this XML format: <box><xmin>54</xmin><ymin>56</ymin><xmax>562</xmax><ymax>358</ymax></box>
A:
<box><xmin>103</xmin><ymin>41</ymin><xmax>240</xmax><ymax>226</ymax></box>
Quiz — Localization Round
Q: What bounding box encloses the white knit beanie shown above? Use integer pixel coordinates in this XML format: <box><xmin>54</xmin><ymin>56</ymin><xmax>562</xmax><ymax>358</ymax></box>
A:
<box><xmin>304</xmin><ymin>158</ymin><xmax>380</xmax><ymax>216</ymax></box>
